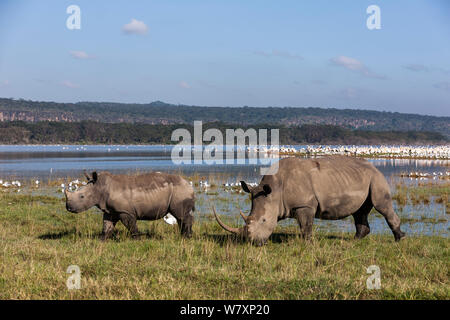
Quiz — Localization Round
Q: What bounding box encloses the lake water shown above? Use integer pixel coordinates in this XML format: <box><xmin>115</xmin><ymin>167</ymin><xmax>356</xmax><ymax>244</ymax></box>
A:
<box><xmin>0</xmin><ymin>145</ymin><xmax>448</xmax><ymax>179</ymax></box>
<box><xmin>0</xmin><ymin>145</ymin><xmax>271</xmax><ymax>180</ymax></box>
<box><xmin>0</xmin><ymin>145</ymin><xmax>448</xmax><ymax>237</ymax></box>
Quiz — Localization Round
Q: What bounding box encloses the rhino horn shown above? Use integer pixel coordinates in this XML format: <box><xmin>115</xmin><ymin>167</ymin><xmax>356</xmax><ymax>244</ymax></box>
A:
<box><xmin>212</xmin><ymin>206</ymin><xmax>242</xmax><ymax>235</ymax></box>
<box><xmin>240</xmin><ymin>210</ymin><xmax>249</xmax><ymax>223</ymax></box>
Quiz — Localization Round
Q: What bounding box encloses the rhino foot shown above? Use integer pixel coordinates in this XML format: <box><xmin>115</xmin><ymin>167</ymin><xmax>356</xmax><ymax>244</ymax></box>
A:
<box><xmin>354</xmin><ymin>225</ymin><xmax>370</xmax><ymax>239</ymax></box>
<box><xmin>394</xmin><ymin>230</ymin><xmax>406</xmax><ymax>242</ymax></box>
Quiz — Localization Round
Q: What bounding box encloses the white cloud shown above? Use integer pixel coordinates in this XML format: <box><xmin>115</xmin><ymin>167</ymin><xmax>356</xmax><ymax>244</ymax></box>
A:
<box><xmin>254</xmin><ymin>50</ymin><xmax>303</xmax><ymax>60</ymax></box>
<box><xmin>179</xmin><ymin>81</ymin><xmax>190</xmax><ymax>89</ymax></box>
<box><xmin>0</xmin><ymin>80</ymin><xmax>10</xmax><ymax>87</ymax></box>
<box><xmin>330</xmin><ymin>56</ymin><xmax>386</xmax><ymax>79</ymax></box>
<box><xmin>122</xmin><ymin>19</ymin><xmax>148</xmax><ymax>35</ymax></box>
<box><xmin>69</xmin><ymin>51</ymin><xmax>95</xmax><ymax>59</ymax></box>
<box><xmin>62</xmin><ymin>80</ymin><xmax>79</xmax><ymax>89</ymax></box>
<box><xmin>331</xmin><ymin>56</ymin><xmax>365</xmax><ymax>71</ymax></box>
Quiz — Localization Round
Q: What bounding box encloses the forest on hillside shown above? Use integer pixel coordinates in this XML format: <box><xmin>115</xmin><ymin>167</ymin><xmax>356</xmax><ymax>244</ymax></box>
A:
<box><xmin>0</xmin><ymin>121</ymin><xmax>446</xmax><ymax>145</ymax></box>
<box><xmin>1</xmin><ymin>98</ymin><xmax>448</xmax><ymax>136</ymax></box>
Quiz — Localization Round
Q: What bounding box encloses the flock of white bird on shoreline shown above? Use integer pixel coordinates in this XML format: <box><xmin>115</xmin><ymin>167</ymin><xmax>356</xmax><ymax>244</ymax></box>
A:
<box><xmin>12</xmin><ymin>144</ymin><xmax>450</xmax><ymax>159</ymax></box>
<box><xmin>400</xmin><ymin>171</ymin><xmax>450</xmax><ymax>181</ymax></box>
<box><xmin>60</xmin><ymin>179</ymin><xmax>87</xmax><ymax>193</ymax></box>
<box><xmin>0</xmin><ymin>178</ymin><xmax>88</xmax><ymax>193</ymax></box>
<box><xmin>2</xmin><ymin>172</ymin><xmax>447</xmax><ymax>195</ymax></box>
<box><xmin>0</xmin><ymin>179</ymin><xmax>40</xmax><ymax>193</ymax></box>
<box><xmin>250</xmin><ymin>145</ymin><xmax>450</xmax><ymax>159</ymax></box>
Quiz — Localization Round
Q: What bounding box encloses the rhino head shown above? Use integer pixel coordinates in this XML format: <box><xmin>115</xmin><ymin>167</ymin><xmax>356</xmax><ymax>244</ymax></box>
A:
<box><xmin>65</xmin><ymin>171</ymin><xmax>101</xmax><ymax>213</ymax></box>
<box><xmin>213</xmin><ymin>180</ymin><xmax>279</xmax><ymax>245</ymax></box>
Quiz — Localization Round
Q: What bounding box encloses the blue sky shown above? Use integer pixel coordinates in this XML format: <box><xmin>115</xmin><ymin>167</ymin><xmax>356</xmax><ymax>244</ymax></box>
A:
<box><xmin>0</xmin><ymin>0</ymin><xmax>449</xmax><ymax>116</ymax></box>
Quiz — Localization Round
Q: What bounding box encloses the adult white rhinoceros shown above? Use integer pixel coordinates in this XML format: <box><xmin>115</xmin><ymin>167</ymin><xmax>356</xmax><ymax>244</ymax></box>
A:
<box><xmin>214</xmin><ymin>156</ymin><xmax>405</xmax><ymax>245</ymax></box>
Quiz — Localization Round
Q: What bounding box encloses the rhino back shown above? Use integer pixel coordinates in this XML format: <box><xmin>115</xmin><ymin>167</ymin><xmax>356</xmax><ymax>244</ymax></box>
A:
<box><xmin>98</xmin><ymin>172</ymin><xmax>192</xmax><ymax>219</ymax></box>
<box><xmin>276</xmin><ymin>157</ymin><xmax>378</xmax><ymax>219</ymax></box>
<box><xmin>309</xmin><ymin>157</ymin><xmax>376</xmax><ymax>219</ymax></box>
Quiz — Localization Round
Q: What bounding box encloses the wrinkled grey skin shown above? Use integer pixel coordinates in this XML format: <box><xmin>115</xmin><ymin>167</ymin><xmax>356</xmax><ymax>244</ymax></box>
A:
<box><xmin>65</xmin><ymin>171</ymin><xmax>195</xmax><ymax>239</ymax></box>
<box><xmin>214</xmin><ymin>156</ymin><xmax>405</xmax><ymax>245</ymax></box>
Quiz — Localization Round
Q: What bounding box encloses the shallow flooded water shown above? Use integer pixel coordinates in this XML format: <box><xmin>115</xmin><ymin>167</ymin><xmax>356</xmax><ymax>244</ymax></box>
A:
<box><xmin>0</xmin><ymin>145</ymin><xmax>448</xmax><ymax>237</ymax></box>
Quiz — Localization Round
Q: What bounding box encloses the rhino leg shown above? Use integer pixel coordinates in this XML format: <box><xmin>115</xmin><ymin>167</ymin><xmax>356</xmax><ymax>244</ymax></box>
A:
<box><xmin>102</xmin><ymin>213</ymin><xmax>119</xmax><ymax>240</ymax></box>
<box><xmin>373</xmin><ymin>203</ymin><xmax>405</xmax><ymax>242</ymax></box>
<box><xmin>295</xmin><ymin>207</ymin><xmax>316</xmax><ymax>240</ymax></box>
<box><xmin>170</xmin><ymin>198</ymin><xmax>195</xmax><ymax>238</ymax></box>
<box><xmin>352</xmin><ymin>197</ymin><xmax>372</xmax><ymax>239</ymax></box>
<box><xmin>119</xmin><ymin>213</ymin><xmax>140</xmax><ymax>239</ymax></box>
<box><xmin>177</xmin><ymin>212</ymin><xmax>194</xmax><ymax>238</ymax></box>
<box><xmin>370</xmin><ymin>174</ymin><xmax>405</xmax><ymax>242</ymax></box>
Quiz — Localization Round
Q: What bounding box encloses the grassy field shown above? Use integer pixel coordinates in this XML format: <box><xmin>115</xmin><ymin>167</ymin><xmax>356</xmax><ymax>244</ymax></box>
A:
<box><xmin>0</xmin><ymin>191</ymin><xmax>448</xmax><ymax>300</ymax></box>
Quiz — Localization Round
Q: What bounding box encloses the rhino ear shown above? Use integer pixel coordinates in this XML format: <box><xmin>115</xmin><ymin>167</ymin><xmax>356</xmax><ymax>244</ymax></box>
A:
<box><xmin>263</xmin><ymin>184</ymin><xmax>272</xmax><ymax>196</ymax></box>
<box><xmin>92</xmin><ymin>171</ymin><xmax>98</xmax><ymax>183</ymax></box>
<box><xmin>83</xmin><ymin>170</ymin><xmax>92</xmax><ymax>181</ymax></box>
<box><xmin>240</xmin><ymin>181</ymin><xmax>251</xmax><ymax>193</ymax></box>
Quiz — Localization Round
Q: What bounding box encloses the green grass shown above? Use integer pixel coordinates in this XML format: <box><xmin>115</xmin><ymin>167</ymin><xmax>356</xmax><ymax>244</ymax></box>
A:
<box><xmin>0</xmin><ymin>192</ymin><xmax>448</xmax><ymax>300</ymax></box>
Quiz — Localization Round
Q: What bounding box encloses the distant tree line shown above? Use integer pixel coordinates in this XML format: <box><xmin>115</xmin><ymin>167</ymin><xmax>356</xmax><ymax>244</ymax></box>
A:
<box><xmin>1</xmin><ymin>98</ymin><xmax>449</xmax><ymax>136</ymax></box>
<box><xmin>0</xmin><ymin>121</ymin><xmax>446</xmax><ymax>145</ymax></box>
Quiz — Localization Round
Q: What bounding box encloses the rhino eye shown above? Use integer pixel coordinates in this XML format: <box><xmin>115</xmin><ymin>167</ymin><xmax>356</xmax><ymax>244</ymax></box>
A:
<box><xmin>80</xmin><ymin>195</ymin><xmax>85</xmax><ymax>199</ymax></box>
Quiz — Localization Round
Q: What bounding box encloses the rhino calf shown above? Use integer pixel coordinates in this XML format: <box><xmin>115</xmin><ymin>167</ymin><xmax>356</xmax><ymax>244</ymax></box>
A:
<box><xmin>65</xmin><ymin>171</ymin><xmax>195</xmax><ymax>239</ymax></box>
<box><xmin>214</xmin><ymin>156</ymin><xmax>405</xmax><ymax>245</ymax></box>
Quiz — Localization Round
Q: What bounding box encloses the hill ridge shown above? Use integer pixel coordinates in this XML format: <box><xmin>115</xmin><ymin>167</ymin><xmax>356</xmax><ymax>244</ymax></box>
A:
<box><xmin>0</xmin><ymin>98</ymin><xmax>448</xmax><ymax>136</ymax></box>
